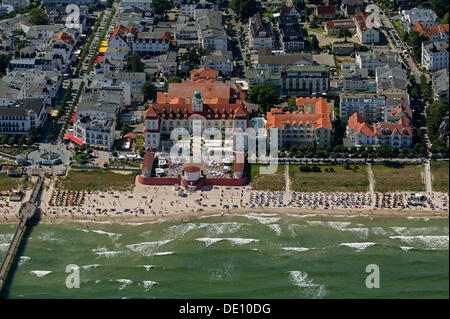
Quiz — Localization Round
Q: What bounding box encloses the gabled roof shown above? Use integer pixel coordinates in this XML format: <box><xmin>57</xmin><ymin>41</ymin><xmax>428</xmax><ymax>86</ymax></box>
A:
<box><xmin>316</xmin><ymin>4</ymin><xmax>336</xmax><ymax>16</ymax></box>
<box><xmin>412</xmin><ymin>22</ymin><xmax>449</xmax><ymax>37</ymax></box>
<box><xmin>109</xmin><ymin>25</ymin><xmax>137</xmax><ymax>43</ymax></box>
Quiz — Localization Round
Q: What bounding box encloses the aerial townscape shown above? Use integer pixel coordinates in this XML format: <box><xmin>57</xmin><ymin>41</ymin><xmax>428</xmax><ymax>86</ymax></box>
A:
<box><xmin>0</xmin><ymin>0</ymin><xmax>448</xmax><ymax>300</ymax></box>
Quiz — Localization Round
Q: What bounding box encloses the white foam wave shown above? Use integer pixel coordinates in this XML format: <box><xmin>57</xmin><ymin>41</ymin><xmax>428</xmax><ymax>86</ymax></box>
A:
<box><xmin>340</xmin><ymin>242</ymin><xmax>376</xmax><ymax>252</ymax></box>
<box><xmin>282</xmin><ymin>247</ymin><xmax>310</xmax><ymax>252</ymax></box>
<box><xmin>141</xmin><ymin>265</ymin><xmax>155</xmax><ymax>271</ymax></box>
<box><xmin>150</xmin><ymin>251</ymin><xmax>175</xmax><ymax>256</ymax></box>
<box><xmin>389</xmin><ymin>235</ymin><xmax>449</xmax><ymax>250</ymax></box>
<box><xmin>116</xmin><ymin>279</ymin><xmax>133</xmax><ymax>290</ymax></box>
<box><xmin>91</xmin><ymin>230</ymin><xmax>122</xmax><ymax>241</ymax></box>
<box><xmin>267</xmin><ymin>224</ymin><xmax>282</xmax><ymax>236</ymax></box>
<box><xmin>37</xmin><ymin>231</ymin><xmax>58</xmax><ymax>241</ymax></box>
<box><xmin>30</xmin><ymin>270</ymin><xmax>52</xmax><ymax>277</ymax></box>
<box><xmin>126</xmin><ymin>240</ymin><xmax>173</xmax><ymax>256</ymax></box>
<box><xmin>390</xmin><ymin>226</ymin><xmax>448</xmax><ymax>236</ymax></box>
<box><xmin>75</xmin><ymin>220</ymin><xmax>113</xmax><ymax>224</ymax></box>
<box><xmin>306</xmin><ymin>221</ymin><xmax>351</xmax><ymax>230</ymax></box>
<box><xmin>407</xmin><ymin>217</ymin><xmax>430</xmax><ymax>221</ymax></box>
<box><xmin>289</xmin><ymin>271</ymin><xmax>327</xmax><ymax>299</ymax></box>
<box><xmin>82</xmin><ymin>264</ymin><xmax>100</xmax><ymax>270</ymax></box>
<box><xmin>0</xmin><ymin>233</ymin><xmax>13</xmax><ymax>242</ymax></box>
<box><xmin>400</xmin><ymin>246</ymin><xmax>414</xmax><ymax>251</ymax></box>
<box><xmin>287</xmin><ymin>214</ymin><xmax>317</xmax><ymax>218</ymax></box>
<box><xmin>141</xmin><ymin>280</ymin><xmax>158</xmax><ymax>291</ymax></box>
<box><xmin>370</xmin><ymin>227</ymin><xmax>387</xmax><ymax>236</ymax></box>
<box><xmin>344</xmin><ymin>228</ymin><xmax>369</xmax><ymax>238</ymax></box>
<box><xmin>19</xmin><ymin>256</ymin><xmax>31</xmax><ymax>266</ymax></box>
<box><xmin>242</xmin><ymin>214</ymin><xmax>281</xmax><ymax>224</ymax></box>
<box><xmin>94</xmin><ymin>251</ymin><xmax>121</xmax><ymax>258</ymax></box>
<box><xmin>0</xmin><ymin>243</ymin><xmax>9</xmax><ymax>252</ymax></box>
<box><xmin>196</xmin><ymin>237</ymin><xmax>259</xmax><ymax>247</ymax></box>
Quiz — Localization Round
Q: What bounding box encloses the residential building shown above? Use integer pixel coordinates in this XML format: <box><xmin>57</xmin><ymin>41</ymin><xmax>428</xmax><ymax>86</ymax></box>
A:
<box><xmin>144</xmin><ymin>80</ymin><xmax>249</xmax><ymax>150</ymax></box>
<box><xmin>42</xmin><ymin>0</ymin><xmax>96</xmax><ymax>4</ymax></box>
<box><xmin>376</xmin><ymin>64</ymin><xmax>408</xmax><ymax>93</ymax></box>
<box><xmin>383</xmin><ymin>92</ymin><xmax>410</xmax><ymax>121</ymax></box>
<box><xmin>340</xmin><ymin>0</ymin><xmax>364</xmax><ymax>17</ymax></box>
<box><xmin>412</xmin><ymin>22</ymin><xmax>449</xmax><ymax>43</ymax></box>
<box><xmin>266</xmin><ymin>97</ymin><xmax>332</xmax><ymax>148</ymax></box>
<box><xmin>279</xmin><ymin>65</ymin><xmax>329</xmax><ymax>95</ymax></box>
<box><xmin>278</xmin><ymin>16</ymin><xmax>305</xmax><ymax>51</ymax></box>
<box><xmin>257</xmin><ymin>47</ymin><xmax>314</xmax><ymax>72</ymax></box>
<box><xmin>1</xmin><ymin>0</ymin><xmax>29</xmax><ymax>11</ymax></box>
<box><xmin>431</xmin><ymin>68</ymin><xmax>449</xmax><ymax>101</ymax></box>
<box><xmin>347</xmin><ymin>112</ymin><xmax>412</xmax><ymax>148</ymax></box>
<box><xmin>108</xmin><ymin>25</ymin><xmax>137</xmax><ymax>48</ymax></box>
<box><xmin>277</xmin><ymin>5</ymin><xmax>302</xmax><ymax>21</ymax></box>
<box><xmin>340</xmin><ymin>64</ymin><xmax>375</xmax><ymax>92</ymax></box>
<box><xmin>121</xmin><ymin>0</ymin><xmax>153</xmax><ymax>11</ymax></box>
<box><xmin>324</xmin><ymin>19</ymin><xmax>356</xmax><ymax>35</ymax></box>
<box><xmin>180</xmin><ymin>0</ymin><xmax>199</xmax><ymax>18</ymax></box>
<box><xmin>386</xmin><ymin>104</ymin><xmax>412</xmax><ymax>123</ymax></box>
<box><xmin>401</xmin><ymin>8</ymin><xmax>438</xmax><ymax>31</ymax></box>
<box><xmin>355</xmin><ymin>50</ymin><xmax>398</xmax><ymax>72</ymax></box>
<box><xmin>201</xmin><ymin>50</ymin><xmax>233</xmax><ymax>76</ymax></box>
<box><xmin>248</xmin><ymin>12</ymin><xmax>274</xmax><ymax>50</ymax></box>
<box><xmin>315</xmin><ymin>4</ymin><xmax>336</xmax><ymax>19</ymax></box>
<box><xmin>197</xmin><ymin>9</ymin><xmax>227</xmax><ymax>51</ymax></box>
<box><xmin>333</xmin><ymin>42</ymin><xmax>355</xmax><ymax>56</ymax></box>
<box><xmin>0</xmin><ymin>99</ymin><xmax>46</xmax><ymax>135</ymax></box>
<box><xmin>339</xmin><ymin>93</ymin><xmax>386</xmax><ymax>122</ymax></box>
<box><xmin>354</xmin><ymin>12</ymin><xmax>379</xmax><ymax>44</ymax></box>
<box><xmin>190</xmin><ymin>67</ymin><xmax>218</xmax><ymax>82</ymax></box>
<box><xmin>133</xmin><ymin>30</ymin><xmax>171</xmax><ymax>54</ymax></box>
<box><xmin>72</xmin><ymin>92</ymin><xmax>123</xmax><ymax>150</ymax></box>
<box><xmin>421</xmin><ymin>41</ymin><xmax>449</xmax><ymax>71</ymax></box>
<box><xmin>247</xmin><ymin>68</ymin><xmax>281</xmax><ymax>86</ymax></box>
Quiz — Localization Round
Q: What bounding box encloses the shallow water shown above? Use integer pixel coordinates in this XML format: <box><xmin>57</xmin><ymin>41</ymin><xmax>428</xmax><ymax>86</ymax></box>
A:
<box><xmin>0</xmin><ymin>214</ymin><xmax>448</xmax><ymax>298</ymax></box>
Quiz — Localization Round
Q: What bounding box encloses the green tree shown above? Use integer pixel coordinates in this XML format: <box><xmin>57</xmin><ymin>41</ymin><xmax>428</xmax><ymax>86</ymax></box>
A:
<box><xmin>167</xmin><ymin>75</ymin><xmax>182</xmax><ymax>83</ymax></box>
<box><xmin>293</xmin><ymin>0</ymin><xmax>305</xmax><ymax>10</ymax></box>
<box><xmin>406</xmin><ymin>31</ymin><xmax>429</xmax><ymax>61</ymax></box>
<box><xmin>441</xmin><ymin>12</ymin><xmax>449</xmax><ymax>24</ymax></box>
<box><xmin>141</xmin><ymin>81</ymin><xmax>157</xmax><ymax>101</ymax></box>
<box><xmin>0</xmin><ymin>54</ymin><xmax>11</xmax><ymax>76</ymax></box>
<box><xmin>310</xmin><ymin>35</ymin><xmax>319</xmax><ymax>51</ymax></box>
<box><xmin>127</xmin><ymin>52</ymin><xmax>144</xmax><ymax>72</ymax></box>
<box><xmin>29</xmin><ymin>8</ymin><xmax>49</xmax><ymax>25</ymax></box>
<box><xmin>151</xmin><ymin>0</ymin><xmax>173</xmax><ymax>16</ymax></box>
<box><xmin>337</xmin><ymin>28</ymin><xmax>352</xmax><ymax>41</ymax></box>
<box><xmin>249</xmin><ymin>82</ymin><xmax>280</xmax><ymax>113</ymax></box>
<box><xmin>431</xmin><ymin>0</ymin><xmax>449</xmax><ymax>19</ymax></box>
<box><xmin>230</xmin><ymin>0</ymin><xmax>258</xmax><ymax>21</ymax></box>
<box><xmin>287</xmin><ymin>96</ymin><xmax>298</xmax><ymax>111</ymax></box>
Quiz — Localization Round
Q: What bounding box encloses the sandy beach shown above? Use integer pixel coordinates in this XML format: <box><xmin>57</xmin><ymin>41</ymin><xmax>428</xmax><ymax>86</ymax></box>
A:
<box><xmin>0</xmin><ymin>178</ymin><xmax>448</xmax><ymax>224</ymax></box>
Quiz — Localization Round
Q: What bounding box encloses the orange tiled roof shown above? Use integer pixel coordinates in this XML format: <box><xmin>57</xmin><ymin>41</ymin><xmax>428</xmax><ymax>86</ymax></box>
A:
<box><xmin>354</xmin><ymin>12</ymin><xmax>378</xmax><ymax>32</ymax></box>
<box><xmin>390</xmin><ymin>104</ymin><xmax>413</xmax><ymax>118</ymax></box>
<box><xmin>190</xmin><ymin>67</ymin><xmax>219</xmax><ymax>82</ymax></box>
<box><xmin>109</xmin><ymin>25</ymin><xmax>137</xmax><ymax>43</ymax></box>
<box><xmin>266</xmin><ymin>97</ymin><xmax>332</xmax><ymax>130</ymax></box>
<box><xmin>348</xmin><ymin>112</ymin><xmax>411</xmax><ymax>137</ymax></box>
<box><xmin>412</xmin><ymin>22</ymin><xmax>449</xmax><ymax>37</ymax></box>
<box><xmin>53</xmin><ymin>32</ymin><xmax>73</xmax><ymax>45</ymax></box>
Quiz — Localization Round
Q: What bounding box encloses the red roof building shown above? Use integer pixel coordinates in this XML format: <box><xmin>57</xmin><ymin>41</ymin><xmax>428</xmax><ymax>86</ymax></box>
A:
<box><xmin>144</xmin><ymin>79</ymin><xmax>249</xmax><ymax>150</ymax></box>
<box><xmin>347</xmin><ymin>112</ymin><xmax>412</xmax><ymax>148</ymax></box>
<box><xmin>190</xmin><ymin>67</ymin><xmax>219</xmax><ymax>82</ymax></box>
<box><xmin>316</xmin><ymin>4</ymin><xmax>336</xmax><ymax>18</ymax></box>
<box><xmin>266</xmin><ymin>97</ymin><xmax>332</xmax><ymax>148</ymax></box>
<box><xmin>412</xmin><ymin>22</ymin><xmax>449</xmax><ymax>42</ymax></box>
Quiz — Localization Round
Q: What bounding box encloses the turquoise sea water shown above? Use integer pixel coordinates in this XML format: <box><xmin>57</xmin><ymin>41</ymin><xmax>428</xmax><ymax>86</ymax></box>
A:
<box><xmin>0</xmin><ymin>213</ymin><xmax>448</xmax><ymax>299</ymax></box>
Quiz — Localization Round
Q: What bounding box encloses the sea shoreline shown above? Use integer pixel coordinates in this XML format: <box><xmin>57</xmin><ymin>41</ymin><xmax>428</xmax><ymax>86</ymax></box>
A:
<box><xmin>0</xmin><ymin>207</ymin><xmax>447</xmax><ymax>225</ymax></box>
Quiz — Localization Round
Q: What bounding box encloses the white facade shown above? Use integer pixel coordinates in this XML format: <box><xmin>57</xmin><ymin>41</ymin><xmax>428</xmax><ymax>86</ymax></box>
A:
<box><xmin>121</xmin><ymin>0</ymin><xmax>153</xmax><ymax>10</ymax></box>
<box><xmin>0</xmin><ymin>99</ymin><xmax>46</xmax><ymax>135</ymax></box>
<box><xmin>340</xmin><ymin>93</ymin><xmax>386</xmax><ymax>122</ymax></box>
<box><xmin>421</xmin><ymin>41</ymin><xmax>449</xmax><ymax>72</ymax></box>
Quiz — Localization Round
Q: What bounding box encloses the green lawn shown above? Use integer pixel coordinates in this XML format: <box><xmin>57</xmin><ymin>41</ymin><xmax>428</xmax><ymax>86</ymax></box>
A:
<box><xmin>55</xmin><ymin>169</ymin><xmax>138</xmax><ymax>191</ymax></box>
<box><xmin>289</xmin><ymin>164</ymin><xmax>369</xmax><ymax>192</ymax></box>
<box><xmin>249</xmin><ymin>164</ymin><xmax>285</xmax><ymax>191</ymax></box>
<box><xmin>0</xmin><ymin>173</ymin><xmax>24</xmax><ymax>192</ymax></box>
<box><xmin>372</xmin><ymin>164</ymin><xmax>425</xmax><ymax>192</ymax></box>
<box><xmin>431</xmin><ymin>161</ymin><xmax>449</xmax><ymax>193</ymax></box>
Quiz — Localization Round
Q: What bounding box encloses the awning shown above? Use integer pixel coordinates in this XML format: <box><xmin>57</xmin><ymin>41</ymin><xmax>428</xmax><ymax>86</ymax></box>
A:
<box><xmin>70</xmin><ymin>110</ymin><xmax>76</xmax><ymax>122</ymax></box>
<box><xmin>64</xmin><ymin>132</ymin><xmax>85</xmax><ymax>146</ymax></box>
